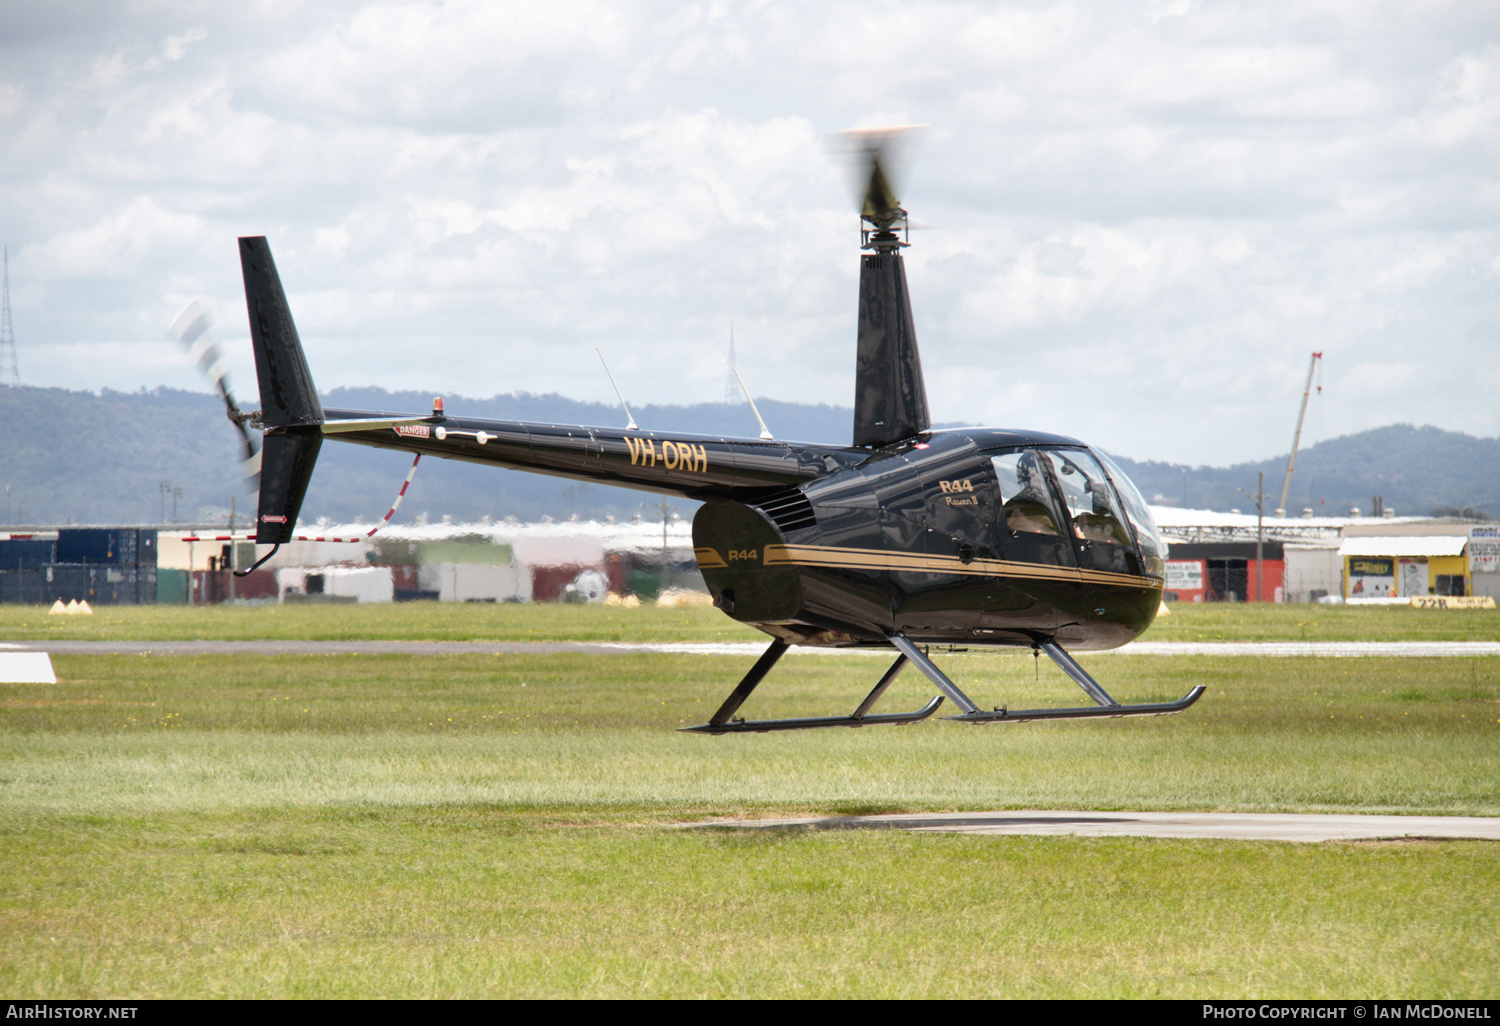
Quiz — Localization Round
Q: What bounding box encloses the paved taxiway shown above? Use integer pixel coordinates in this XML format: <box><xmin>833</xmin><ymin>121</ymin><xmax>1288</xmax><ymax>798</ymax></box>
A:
<box><xmin>4</xmin><ymin>640</ymin><xmax>1500</xmax><ymax>657</ymax></box>
<box><xmin>687</xmin><ymin>810</ymin><xmax>1500</xmax><ymax>843</ymax></box>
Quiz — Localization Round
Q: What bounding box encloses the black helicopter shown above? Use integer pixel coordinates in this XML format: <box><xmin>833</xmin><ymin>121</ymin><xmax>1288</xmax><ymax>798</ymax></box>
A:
<box><xmin>222</xmin><ymin>131</ymin><xmax>1202</xmax><ymax>735</ymax></box>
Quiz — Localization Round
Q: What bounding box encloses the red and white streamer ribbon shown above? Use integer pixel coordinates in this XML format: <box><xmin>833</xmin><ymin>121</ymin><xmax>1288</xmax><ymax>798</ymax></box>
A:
<box><xmin>179</xmin><ymin>454</ymin><xmax>422</xmax><ymax>545</ymax></box>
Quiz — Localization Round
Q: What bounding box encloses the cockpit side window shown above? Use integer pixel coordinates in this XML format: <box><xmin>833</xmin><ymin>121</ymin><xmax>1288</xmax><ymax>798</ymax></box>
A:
<box><xmin>991</xmin><ymin>451</ymin><xmax>1064</xmax><ymax>538</ymax></box>
<box><xmin>1039</xmin><ymin>450</ymin><xmax>1133</xmax><ymax>548</ymax></box>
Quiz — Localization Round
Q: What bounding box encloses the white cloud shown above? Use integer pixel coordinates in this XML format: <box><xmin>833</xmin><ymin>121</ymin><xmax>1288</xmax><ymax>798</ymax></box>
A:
<box><xmin>0</xmin><ymin>1</ymin><xmax>1498</xmax><ymax>464</ymax></box>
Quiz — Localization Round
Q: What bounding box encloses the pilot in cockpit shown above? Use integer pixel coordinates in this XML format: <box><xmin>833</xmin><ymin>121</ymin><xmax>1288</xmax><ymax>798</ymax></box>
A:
<box><xmin>1001</xmin><ymin>452</ymin><xmax>1062</xmax><ymax>536</ymax></box>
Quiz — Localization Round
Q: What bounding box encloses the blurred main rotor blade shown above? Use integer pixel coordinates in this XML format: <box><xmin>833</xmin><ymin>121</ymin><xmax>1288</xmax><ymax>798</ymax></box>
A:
<box><xmin>834</xmin><ymin>125</ymin><xmax>925</xmax><ymax>228</ymax></box>
<box><xmin>169</xmin><ymin>297</ymin><xmax>261</xmax><ymax>489</ymax></box>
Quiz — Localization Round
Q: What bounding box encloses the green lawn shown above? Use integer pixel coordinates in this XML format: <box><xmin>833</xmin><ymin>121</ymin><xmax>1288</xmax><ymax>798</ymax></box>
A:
<box><xmin>0</xmin><ymin>598</ymin><xmax>1496</xmax><ymax>643</ymax></box>
<box><xmin>1148</xmin><ymin>602</ymin><xmax>1500</xmax><ymax>642</ymax></box>
<box><xmin>0</xmin><ymin>601</ymin><xmax>760</xmax><ymax>643</ymax></box>
<box><xmin>3</xmin><ymin>810</ymin><xmax>1492</xmax><ymax>999</ymax></box>
<box><xmin>1</xmin><ymin>644</ymin><xmax>1497</xmax><ymax>997</ymax></box>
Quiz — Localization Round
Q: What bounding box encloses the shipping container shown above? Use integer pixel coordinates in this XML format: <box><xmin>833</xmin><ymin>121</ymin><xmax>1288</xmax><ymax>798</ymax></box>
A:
<box><xmin>157</xmin><ymin>568</ymin><xmax>189</xmax><ymax>605</ymax></box>
<box><xmin>0</xmin><ymin>539</ymin><xmax>57</xmax><ymax>570</ymax></box>
<box><xmin>135</xmin><ymin>566</ymin><xmax>158</xmax><ymax>605</ymax></box>
<box><xmin>137</xmin><ymin>531</ymin><xmax>158</xmax><ymax>568</ymax></box>
<box><xmin>39</xmin><ymin>564</ymin><xmax>146</xmax><ymax>605</ymax></box>
<box><xmin>44</xmin><ymin>564</ymin><xmax>93</xmax><ymax>602</ymax></box>
<box><xmin>0</xmin><ymin>569</ymin><xmax>48</xmax><ymax>604</ymax></box>
<box><xmin>55</xmin><ymin>529</ymin><xmax>148</xmax><ymax>566</ymax></box>
<box><xmin>56</xmin><ymin>529</ymin><xmax>113</xmax><ymax>564</ymax></box>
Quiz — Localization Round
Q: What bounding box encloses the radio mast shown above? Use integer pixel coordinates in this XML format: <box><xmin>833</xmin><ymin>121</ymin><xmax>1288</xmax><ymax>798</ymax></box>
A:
<box><xmin>0</xmin><ymin>247</ymin><xmax>18</xmax><ymax>387</ymax></box>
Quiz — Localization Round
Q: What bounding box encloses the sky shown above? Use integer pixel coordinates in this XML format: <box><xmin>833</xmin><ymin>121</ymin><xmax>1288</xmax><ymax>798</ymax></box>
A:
<box><xmin>1</xmin><ymin>0</ymin><xmax>1497</xmax><ymax>466</ymax></box>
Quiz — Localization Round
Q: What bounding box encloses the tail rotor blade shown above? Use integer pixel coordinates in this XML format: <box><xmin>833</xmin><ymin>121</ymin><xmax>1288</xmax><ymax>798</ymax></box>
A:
<box><xmin>169</xmin><ymin>295</ymin><xmax>260</xmax><ymax>489</ymax></box>
<box><xmin>168</xmin><ymin>299</ymin><xmax>213</xmax><ymax>350</ymax></box>
<box><xmin>171</xmin><ymin>297</ymin><xmax>233</xmax><ymax>396</ymax></box>
<box><xmin>238</xmin><ymin>428</ymin><xmax>262</xmax><ymax>489</ymax></box>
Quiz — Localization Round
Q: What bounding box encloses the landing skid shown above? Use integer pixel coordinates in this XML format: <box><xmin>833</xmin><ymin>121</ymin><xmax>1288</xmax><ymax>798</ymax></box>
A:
<box><xmin>679</xmin><ymin>635</ymin><xmax>1204</xmax><ymax>735</ymax></box>
<box><xmin>679</xmin><ymin>640</ymin><xmax>945</xmax><ymax>735</ymax></box>
<box><xmin>886</xmin><ymin>635</ymin><xmax>1205</xmax><ymax>725</ymax></box>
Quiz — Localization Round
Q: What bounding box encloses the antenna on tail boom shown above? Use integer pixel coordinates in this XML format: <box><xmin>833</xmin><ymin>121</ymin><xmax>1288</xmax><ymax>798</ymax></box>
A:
<box><xmin>596</xmin><ymin>348</ymin><xmax>638</xmax><ymax>431</ymax></box>
<box><xmin>731</xmin><ymin>363</ymin><xmax>775</xmax><ymax>441</ymax></box>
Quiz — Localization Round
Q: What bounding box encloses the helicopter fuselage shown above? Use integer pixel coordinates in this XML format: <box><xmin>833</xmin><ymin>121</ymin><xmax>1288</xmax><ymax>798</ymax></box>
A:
<box><xmin>305</xmin><ymin>411</ymin><xmax>1166</xmax><ymax>652</ymax></box>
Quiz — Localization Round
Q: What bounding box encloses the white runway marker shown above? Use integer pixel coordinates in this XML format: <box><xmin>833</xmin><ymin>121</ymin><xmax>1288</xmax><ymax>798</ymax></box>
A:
<box><xmin>0</xmin><ymin>652</ymin><xmax>56</xmax><ymax>683</ymax></box>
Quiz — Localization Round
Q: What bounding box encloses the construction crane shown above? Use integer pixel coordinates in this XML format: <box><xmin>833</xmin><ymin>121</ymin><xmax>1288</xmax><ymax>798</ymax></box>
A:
<box><xmin>1277</xmin><ymin>351</ymin><xmax>1323</xmax><ymax>517</ymax></box>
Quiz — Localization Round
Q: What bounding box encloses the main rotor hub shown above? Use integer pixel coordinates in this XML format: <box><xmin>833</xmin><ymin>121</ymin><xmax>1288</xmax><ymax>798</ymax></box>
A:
<box><xmin>861</xmin><ymin>208</ymin><xmax>909</xmax><ymax>252</ymax></box>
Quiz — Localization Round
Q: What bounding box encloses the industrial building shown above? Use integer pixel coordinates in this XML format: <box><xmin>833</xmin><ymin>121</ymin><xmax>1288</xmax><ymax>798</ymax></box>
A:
<box><xmin>149</xmin><ymin>517</ymin><xmax>701</xmax><ymax>605</ymax></box>
<box><xmin>3</xmin><ymin>506</ymin><xmax>1495</xmax><ymax>606</ymax></box>
<box><xmin>1336</xmin><ymin>522</ymin><xmax>1476</xmax><ymax>602</ymax></box>
<box><xmin>1152</xmin><ymin>507</ymin><xmax>1496</xmax><ymax>603</ymax></box>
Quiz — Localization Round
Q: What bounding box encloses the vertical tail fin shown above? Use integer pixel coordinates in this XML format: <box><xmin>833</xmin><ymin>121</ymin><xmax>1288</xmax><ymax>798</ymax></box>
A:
<box><xmin>240</xmin><ymin>236</ymin><xmax>323</xmax><ymax>427</ymax></box>
<box><xmin>239</xmin><ymin>236</ymin><xmax>324</xmax><ymax>544</ymax></box>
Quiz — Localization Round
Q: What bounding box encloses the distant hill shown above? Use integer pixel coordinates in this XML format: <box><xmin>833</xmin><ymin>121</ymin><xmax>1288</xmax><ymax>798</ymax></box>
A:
<box><xmin>0</xmin><ymin>385</ymin><xmax>855</xmax><ymax>526</ymax></box>
<box><xmin>1106</xmin><ymin>425</ymin><xmax>1500</xmax><ymax>520</ymax></box>
<box><xmin>1</xmin><ymin>385</ymin><xmax>1495</xmax><ymax>524</ymax></box>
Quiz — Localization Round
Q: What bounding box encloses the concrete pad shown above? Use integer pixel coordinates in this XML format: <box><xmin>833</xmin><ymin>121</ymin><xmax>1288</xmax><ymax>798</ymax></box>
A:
<box><xmin>687</xmin><ymin>810</ymin><xmax>1500</xmax><ymax>843</ymax></box>
<box><xmin>1112</xmin><ymin>641</ymin><xmax>1500</xmax><ymax>657</ymax></box>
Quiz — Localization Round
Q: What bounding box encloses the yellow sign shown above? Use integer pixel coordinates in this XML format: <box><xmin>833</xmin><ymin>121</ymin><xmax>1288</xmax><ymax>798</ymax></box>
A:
<box><xmin>1409</xmin><ymin>596</ymin><xmax>1497</xmax><ymax>610</ymax></box>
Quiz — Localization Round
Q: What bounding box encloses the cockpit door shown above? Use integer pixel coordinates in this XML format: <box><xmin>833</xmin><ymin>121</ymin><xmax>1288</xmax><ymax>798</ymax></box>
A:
<box><xmin>990</xmin><ymin>450</ymin><xmax>1077</xmax><ymax>570</ymax></box>
<box><xmin>1035</xmin><ymin>449</ymin><xmax>1142</xmax><ymax>578</ymax></box>
<box><xmin>886</xmin><ymin>446</ymin><xmax>1001</xmax><ymax>635</ymax></box>
<box><xmin>919</xmin><ymin>451</ymin><xmax>1002</xmax><ymax>566</ymax></box>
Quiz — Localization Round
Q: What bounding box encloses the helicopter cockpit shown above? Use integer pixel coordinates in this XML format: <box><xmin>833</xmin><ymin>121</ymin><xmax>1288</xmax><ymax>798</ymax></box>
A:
<box><xmin>984</xmin><ymin>446</ymin><xmax>1163</xmax><ymax>578</ymax></box>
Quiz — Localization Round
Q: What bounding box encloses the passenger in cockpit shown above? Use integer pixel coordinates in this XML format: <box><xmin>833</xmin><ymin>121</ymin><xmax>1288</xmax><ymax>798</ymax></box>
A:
<box><xmin>1074</xmin><ymin>479</ymin><xmax>1133</xmax><ymax>546</ymax></box>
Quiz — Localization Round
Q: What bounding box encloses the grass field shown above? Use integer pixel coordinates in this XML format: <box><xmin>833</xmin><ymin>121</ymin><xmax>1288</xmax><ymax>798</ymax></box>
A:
<box><xmin>1</xmin><ymin>597</ymin><xmax>1497</xmax><ymax>643</ymax></box>
<box><xmin>1</xmin><ymin>606</ymin><xmax>1497</xmax><ymax>997</ymax></box>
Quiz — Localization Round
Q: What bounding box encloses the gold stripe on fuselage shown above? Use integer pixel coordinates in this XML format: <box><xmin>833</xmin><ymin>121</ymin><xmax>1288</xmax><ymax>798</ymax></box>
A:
<box><xmin>693</xmin><ymin>546</ymin><xmax>729</xmax><ymax>569</ymax></box>
<box><xmin>758</xmin><ymin>544</ymin><xmax>1161</xmax><ymax>591</ymax></box>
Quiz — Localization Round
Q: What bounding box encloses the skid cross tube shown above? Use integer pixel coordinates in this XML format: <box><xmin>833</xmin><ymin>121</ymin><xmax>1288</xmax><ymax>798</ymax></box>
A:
<box><xmin>888</xmin><ymin>634</ymin><xmax>981</xmax><ymax>714</ymax></box>
<box><xmin>1039</xmin><ymin>640</ymin><xmax>1118</xmax><ymax>707</ymax></box>
<box><xmin>706</xmin><ymin>639</ymin><xmax>788</xmax><ymax>727</ymax></box>
<box><xmin>680</xmin><ymin>644</ymin><xmax>945</xmax><ymax>735</ymax></box>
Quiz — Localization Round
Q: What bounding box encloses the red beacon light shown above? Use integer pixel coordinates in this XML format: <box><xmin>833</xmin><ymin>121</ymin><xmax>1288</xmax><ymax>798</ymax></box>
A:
<box><xmin>432</xmin><ymin>396</ymin><xmax>444</xmax><ymax>417</ymax></box>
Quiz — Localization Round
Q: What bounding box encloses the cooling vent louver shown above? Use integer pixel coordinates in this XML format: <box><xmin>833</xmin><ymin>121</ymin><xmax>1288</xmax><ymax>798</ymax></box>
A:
<box><xmin>751</xmin><ymin>488</ymin><xmax>817</xmax><ymax>532</ymax></box>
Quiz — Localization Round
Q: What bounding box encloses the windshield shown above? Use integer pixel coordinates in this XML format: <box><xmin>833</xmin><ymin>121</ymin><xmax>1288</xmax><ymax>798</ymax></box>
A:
<box><xmin>1039</xmin><ymin>450</ymin><xmax>1133</xmax><ymax>548</ymax></box>
<box><xmin>1092</xmin><ymin>450</ymin><xmax>1165</xmax><ymax>578</ymax></box>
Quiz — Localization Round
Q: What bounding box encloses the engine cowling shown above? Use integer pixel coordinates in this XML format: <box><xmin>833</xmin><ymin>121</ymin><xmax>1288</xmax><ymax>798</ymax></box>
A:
<box><xmin>691</xmin><ymin>501</ymin><xmax>802</xmax><ymax>622</ymax></box>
